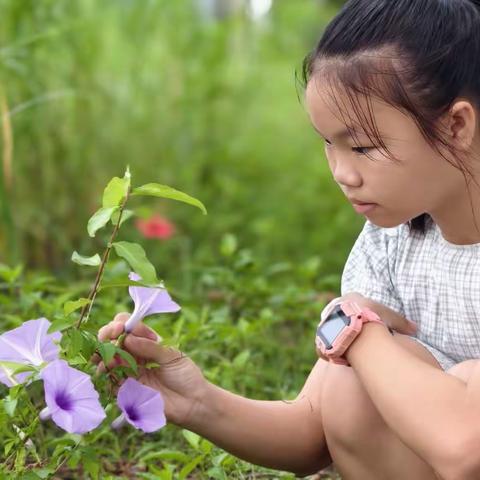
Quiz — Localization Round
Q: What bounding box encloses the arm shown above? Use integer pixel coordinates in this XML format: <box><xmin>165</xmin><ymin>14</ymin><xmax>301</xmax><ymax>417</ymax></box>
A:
<box><xmin>99</xmin><ymin>315</ymin><xmax>330</xmax><ymax>476</ymax></box>
<box><xmin>186</xmin><ymin>361</ymin><xmax>330</xmax><ymax>477</ymax></box>
<box><xmin>345</xmin><ymin>322</ymin><xmax>480</xmax><ymax>480</ymax></box>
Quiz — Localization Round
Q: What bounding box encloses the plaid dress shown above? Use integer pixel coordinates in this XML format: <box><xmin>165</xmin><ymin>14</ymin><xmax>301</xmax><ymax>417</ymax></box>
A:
<box><xmin>341</xmin><ymin>218</ymin><xmax>480</xmax><ymax>370</ymax></box>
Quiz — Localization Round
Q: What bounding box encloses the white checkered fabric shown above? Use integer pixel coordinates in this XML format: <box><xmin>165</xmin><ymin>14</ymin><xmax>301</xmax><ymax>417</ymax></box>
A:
<box><xmin>341</xmin><ymin>218</ymin><xmax>480</xmax><ymax>371</ymax></box>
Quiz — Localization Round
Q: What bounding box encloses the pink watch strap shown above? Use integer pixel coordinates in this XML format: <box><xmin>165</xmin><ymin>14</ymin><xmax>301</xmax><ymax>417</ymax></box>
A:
<box><xmin>341</xmin><ymin>301</ymin><xmax>383</xmax><ymax>325</ymax></box>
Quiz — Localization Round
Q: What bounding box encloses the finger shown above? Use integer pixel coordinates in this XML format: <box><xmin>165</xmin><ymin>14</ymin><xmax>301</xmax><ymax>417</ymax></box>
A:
<box><xmin>113</xmin><ymin>312</ymin><xmax>130</xmax><ymax>324</ymax></box>
<box><xmin>98</xmin><ymin>318</ymin><xmax>157</xmax><ymax>342</ymax></box>
<box><xmin>96</xmin><ymin>360</ymin><xmax>106</xmax><ymax>376</ymax></box>
<box><xmin>98</xmin><ymin>320</ymin><xmax>125</xmax><ymax>342</ymax></box>
<box><xmin>390</xmin><ymin>319</ymin><xmax>417</xmax><ymax>335</ymax></box>
<box><xmin>112</xmin><ymin>313</ymin><xmax>160</xmax><ymax>341</ymax></box>
<box><xmin>123</xmin><ymin>335</ymin><xmax>182</xmax><ymax>364</ymax></box>
<box><xmin>130</xmin><ymin>323</ymin><xmax>161</xmax><ymax>342</ymax></box>
<box><xmin>97</xmin><ymin>313</ymin><xmax>131</xmax><ymax>341</ymax></box>
<box><xmin>91</xmin><ymin>352</ymin><xmax>101</xmax><ymax>365</ymax></box>
<box><xmin>406</xmin><ymin>320</ymin><xmax>418</xmax><ymax>334</ymax></box>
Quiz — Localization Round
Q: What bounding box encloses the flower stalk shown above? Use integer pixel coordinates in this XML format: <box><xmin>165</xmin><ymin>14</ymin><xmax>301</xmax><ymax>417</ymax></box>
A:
<box><xmin>76</xmin><ymin>188</ymin><xmax>131</xmax><ymax>329</ymax></box>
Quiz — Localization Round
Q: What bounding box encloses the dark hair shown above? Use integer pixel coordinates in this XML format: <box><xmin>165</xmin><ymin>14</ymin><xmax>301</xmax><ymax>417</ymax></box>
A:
<box><xmin>300</xmin><ymin>0</ymin><xmax>480</xmax><ymax>233</ymax></box>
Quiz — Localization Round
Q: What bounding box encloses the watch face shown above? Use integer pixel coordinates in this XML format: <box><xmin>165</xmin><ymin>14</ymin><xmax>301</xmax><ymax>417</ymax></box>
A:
<box><xmin>316</xmin><ymin>304</ymin><xmax>351</xmax><ymax>349</ymax></box>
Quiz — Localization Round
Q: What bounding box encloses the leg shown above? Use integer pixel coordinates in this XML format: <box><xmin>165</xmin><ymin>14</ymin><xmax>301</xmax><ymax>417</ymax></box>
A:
<box><xmin>446</xmin><ymin>359</ymin><xmax>479</xmax><ymax>383</ymax></box>
<box><xmin>321</xmin><ymin>333</ymin><xmax>443</xmax><ymax>480</ymax></box>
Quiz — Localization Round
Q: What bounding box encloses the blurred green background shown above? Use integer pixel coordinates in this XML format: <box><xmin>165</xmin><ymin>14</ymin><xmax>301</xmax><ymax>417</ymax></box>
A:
<box><xmin>0</xmin><ymin>1</ymin><xmax>369</xmax><ymax>477</ymax></box>
<box><xmin>0</xmin><ymin>0</ymin><xmax>359</xmax><ymax>285</ymax></box>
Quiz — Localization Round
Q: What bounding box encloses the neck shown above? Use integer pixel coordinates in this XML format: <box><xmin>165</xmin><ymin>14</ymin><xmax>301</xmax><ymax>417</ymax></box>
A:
<box><xmin>430</xmin><ymin>175</ymin><xmax>480</xmax><ymax>246</ymax></box>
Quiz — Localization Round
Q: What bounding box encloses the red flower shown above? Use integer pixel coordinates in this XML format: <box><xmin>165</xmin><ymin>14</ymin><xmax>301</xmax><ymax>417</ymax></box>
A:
<box><xmin>135</xmin><ymin>214</ymin><xmax>176</xmax><ymax>240</ymax></box>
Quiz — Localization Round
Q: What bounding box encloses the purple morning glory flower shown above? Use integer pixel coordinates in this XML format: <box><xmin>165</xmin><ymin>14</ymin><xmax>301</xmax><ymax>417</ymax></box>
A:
<box><xmin>111</xmin><ymin>378</ymin><xmax>166</xmax><ymax>433</ymax></box>
<box><xmin>39</xmin><ymin>359</ymin><xmax>106</xmax><ymax>434</ymax></box>
<box><xmin>0</xmin><ymin>318</ymin><xmax>61</xmax><ymax>387</ymax></box>
<box><xmin>125</xmin><ymin>272</ymin><xmax>180</xmax><ymax>333</ymax></box>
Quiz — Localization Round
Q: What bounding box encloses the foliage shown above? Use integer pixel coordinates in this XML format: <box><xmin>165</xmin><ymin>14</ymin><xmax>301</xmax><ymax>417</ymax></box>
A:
<box><xmin>0</xmin><ymin>0</ymin><xmax>361</xmax><ymax>280</ymax></box>
<box><xmin>0</xmin><ymin>168</ymin><xmax>340</xmax><ymax>478</ymax></box>
<box><xmin>0</xmin><ymin>1</ymin><xmax>353</xmax><ymax>478</ymax></box>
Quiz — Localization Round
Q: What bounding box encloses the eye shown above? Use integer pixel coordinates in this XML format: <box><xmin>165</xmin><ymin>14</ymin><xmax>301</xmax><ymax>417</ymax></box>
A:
<box><xmin>352</xmin><ymin>146</ymin><xmax>376</xmax><ymax>155</ymax></box>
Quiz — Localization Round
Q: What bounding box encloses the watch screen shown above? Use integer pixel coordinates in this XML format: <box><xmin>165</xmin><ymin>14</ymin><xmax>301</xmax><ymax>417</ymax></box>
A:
<box><xmin>317</xmin><ymin>305</ymin><xmax>351</xmax><ymax>349</ymax></box>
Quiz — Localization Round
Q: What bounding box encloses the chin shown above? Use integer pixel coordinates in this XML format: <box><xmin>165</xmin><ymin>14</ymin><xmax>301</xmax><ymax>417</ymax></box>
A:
<box><xmin>369</xmin><ymin>219</ymin><xmax>404</xmax><ymax>228</ymax></box>
<box><xmin>366</xmin><ymin>212</ymin><xmax>409</xmax><ymax>229</ymax></box>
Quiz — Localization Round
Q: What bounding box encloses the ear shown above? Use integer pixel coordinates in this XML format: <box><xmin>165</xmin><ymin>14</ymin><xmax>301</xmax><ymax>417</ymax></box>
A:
<box><xmin>446</xmin><ymin>99</ymin><xmax>477</xmax><ymax>151</ymax></box>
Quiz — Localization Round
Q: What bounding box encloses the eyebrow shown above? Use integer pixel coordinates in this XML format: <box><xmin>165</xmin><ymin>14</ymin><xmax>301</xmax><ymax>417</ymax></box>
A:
<box><xmin>311</xmin><ymin>125</ymin><xmax>367</xmax><ymax>141</ymax></box>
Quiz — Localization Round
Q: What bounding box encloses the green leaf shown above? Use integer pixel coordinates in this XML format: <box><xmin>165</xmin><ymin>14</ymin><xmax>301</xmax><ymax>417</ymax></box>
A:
<box><xmin>132</xmin><ymin>183</ymin><xmax>207</xmax><ymax>215</ymax></box>
<box><xmin>80</xmin><ymin>331</ymin><xmax>98</xmax><ymax>359</ymax></box>
<box><xmin>199</xmin><ymin>438</ymin><xmax>213</xmax><ymax>454</ymax></box>
<box><xmin>68</xmin><ymin>330</ymin><xmax>84</xmax><ymax>357</ymax></box>
<box><xmin>212</xmin><ymin>452</ymin><xmax>230</xmax><ymax>467</ymax></box>
<box><xmin>87</xmin><ymin>207</ymin><xmax>118</xmax><ymax>237</ymax></box>
<box><xmin>9</xmin><ymin>384</ymin><xmax>23</xmax><ymax>399</ymax></box>
<box><xmin>71</xmin><ymin>251</ymin><xmax>101</xmax><ymax>267</ymax></box>
<box><xmin>0</xmin><ymin>263</ymin><xmax>23</xmax><ymax>283</ymax></box>
<box><xmin>4</xmin><ymin>439</ymin><xmax>15</xmax><ymax>456</ymax></box>
<box><xmin>178</xmin><ymin>454</ymin><xmax>204</xmax><ymax>480</ymax></box>
<box><xmin>0</xmin><ymin>361</ymin><xmax>36</xmax><ymax>376</ymax></box>
<box><xmin>111</xmin><ymin>241</ymin><xmax>158</xmax><ymax>284</ymax></box>
<box><xmin>102</xmin><ymin>172</ymin><xmax>130</xmax><ymax>208</ymax></box>
<box><xmin>68</xmin><ymin>355</ymin><xmax>88</xmax><ymax>367</ymax></box>
<box><xmin>206</xmin><ymin>466</ymin><xmax>227</xmax><ymax>480</ymax></box>
<box><xmin>82</xmin><ymin>447</ymin><xmax>100</xmax><ymax>480</ymax></box>
<box><xmin>98</xmin><ymin>343</ymin><xmax>116</xmax><ymax>366</ymax></box>
<box><xmin>64</xmin><ymin>298</ymin><xmax>91</xmax><ymax>315</ymax></box>
<box><xmin>182</xmin><ymin>429</ymin><xmax>200</xmax><ymax>450</ymax></box>
<box><xmin>110</xmin><ymin>208</ymin><xmax>134</xmax><ymax>226</ymax></box>
<box><xmin>233</xmin><ymin>350</ymin><xmax>250</xmax><ymax>368</ymax></box>
<box><xmin>47</xmin><ymin>317</ymin><xmax>73</xmax><ymax>333</ymax></box>
<box><xmin>115</xmin><ymin>349</ymin><xmax>138</xmax><ymax>375</ymax></box>
<box><xmin>30</xmin><ymin>468</ymin><xmax>55</xmax><ymax>479</ymax></box>
<box><xmin>139</xmin><ymin>450</ymin><xmax>190</xmax><ymax>464</ymax></box>
<box><xmin>220</xmin><ymin>233</ymin><xmax>237</xmax><ymax>257</ymax></box>
<box><xmin>3</xmin><ymin>397</ymin><xmax>17</xmax><ymax>416</ymax></box>
<box><xmin>14</xmin><ymin>446</ymin><xmax>26</xmax><ymax>469</ymax></box>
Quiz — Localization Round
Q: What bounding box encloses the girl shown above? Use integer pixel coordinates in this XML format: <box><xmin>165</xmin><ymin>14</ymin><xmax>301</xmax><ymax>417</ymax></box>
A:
<box><xmin>99</xmin><ymin>1</ymin><xmax>480</xmax><ymax>478</ymax></box>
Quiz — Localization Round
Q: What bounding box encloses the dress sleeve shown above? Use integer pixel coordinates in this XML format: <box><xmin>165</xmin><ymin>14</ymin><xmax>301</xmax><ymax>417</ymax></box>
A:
<box><xmin>341</xmin><ymin>220</ymin><xmax>404</xmax><ymax>314</ymax></box>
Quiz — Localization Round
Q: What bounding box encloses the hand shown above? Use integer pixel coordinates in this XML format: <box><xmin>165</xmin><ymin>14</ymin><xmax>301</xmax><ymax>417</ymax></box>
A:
<box><xmin>97</xmin><ymin>313</ymin><xmax>209</xmax><ymax>428</ymax></box>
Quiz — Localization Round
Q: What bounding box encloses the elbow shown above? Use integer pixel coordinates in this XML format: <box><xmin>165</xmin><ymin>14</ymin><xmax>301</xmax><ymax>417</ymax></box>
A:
<box><xmin>290</xmin><ymin>451</ymin><xmax>333</xmax><ymax>478</ymax></box>
<box><xmin>434</xmin><ymin>434</ymin><xmax>480</xmax><ymax>480</ymax></box>
<box><xmin>292</xmin><ymin>466</ymin><xmax>327</xmax><ymax>478</ymax></box>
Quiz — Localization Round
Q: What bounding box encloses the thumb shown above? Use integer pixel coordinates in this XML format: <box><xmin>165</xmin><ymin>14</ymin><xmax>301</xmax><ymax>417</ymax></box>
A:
<box><xmin>123</xmin><ymin>335</ymin><xmax>184</xmax><ymax>365</ymax></box>
<box><xmin>406</xmin><ymin>319</ymin><xmax>418</xmax><ymax>335</ymax></box>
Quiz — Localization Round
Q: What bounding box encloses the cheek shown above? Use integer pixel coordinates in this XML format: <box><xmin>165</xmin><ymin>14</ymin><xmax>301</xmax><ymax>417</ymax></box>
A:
<box><xmin>323</xmin><ymin>147</ymin><xmax>337</xmax><ymax>172</ymax></box>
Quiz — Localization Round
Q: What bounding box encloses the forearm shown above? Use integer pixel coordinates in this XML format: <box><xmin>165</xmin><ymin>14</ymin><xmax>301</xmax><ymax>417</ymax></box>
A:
<box><xmin>345</xmin><ymin>323</ymin><xmax>476</xmax><ymax>477</ymax></box>
<box><xmin>187</xmin><ymin>382</ymin><xmax>327</xmax><ymax>475</ymax></box>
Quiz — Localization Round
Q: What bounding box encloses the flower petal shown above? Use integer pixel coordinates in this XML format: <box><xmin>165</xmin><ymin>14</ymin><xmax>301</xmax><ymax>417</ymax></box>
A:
<box><xmin>41</xmin><ymin>360</ymin><xmax>106</xmax><ymax>434</ymax></box>
<box><xmin>117</xmin><ymin>378</ymin><xmax>166</xmax><ymax>433</ymax></box>
<box><xmin>0</xmin><ymin>318</ymin><xmax>61</xmax><ymax>386</ymax></box>
<box><xmin>125</xmin><ymin>272</ymin><xmax>180</xmax><ymax>333</ymax></box>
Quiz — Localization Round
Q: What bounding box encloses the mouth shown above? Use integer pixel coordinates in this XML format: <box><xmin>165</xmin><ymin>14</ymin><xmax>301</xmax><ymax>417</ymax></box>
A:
<box><xmin>352</xmin><ymin>202</ymin><xmax>377</xmax><ymax>214</ymax></box>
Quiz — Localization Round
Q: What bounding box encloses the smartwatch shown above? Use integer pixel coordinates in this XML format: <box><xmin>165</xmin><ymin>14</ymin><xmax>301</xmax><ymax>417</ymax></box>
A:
<box><xmin>315</xmin><ymin>298</ymin><xmax>385</xmax><ymax>366</ymax></box>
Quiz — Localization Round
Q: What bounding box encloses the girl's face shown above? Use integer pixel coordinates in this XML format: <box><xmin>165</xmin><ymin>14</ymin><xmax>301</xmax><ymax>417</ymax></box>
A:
<box><xmin>305</xmin><ymin>77</ymin><xmax>468</xmax><ymax>229</ymax></box>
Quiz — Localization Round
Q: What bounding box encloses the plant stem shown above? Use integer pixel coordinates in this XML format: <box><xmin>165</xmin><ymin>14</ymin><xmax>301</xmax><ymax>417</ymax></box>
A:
<box><xmin>76</xmin><ymin>189</ymin><xmax>130</xmax><ymax>329</ymax></box>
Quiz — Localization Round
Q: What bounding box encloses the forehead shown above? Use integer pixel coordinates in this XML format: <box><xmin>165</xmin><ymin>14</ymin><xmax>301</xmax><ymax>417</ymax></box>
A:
<box><xmin>305</xmin><ymin>75</ymin><xmax>411</xmax><ymax>139</ymax></box>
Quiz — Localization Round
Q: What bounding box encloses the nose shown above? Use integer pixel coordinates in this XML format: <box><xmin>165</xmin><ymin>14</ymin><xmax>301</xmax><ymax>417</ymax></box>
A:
<box><xmin>330</xmin><ymin>153</ymin><xmax>362</xmax><ymax>189</ymax></box>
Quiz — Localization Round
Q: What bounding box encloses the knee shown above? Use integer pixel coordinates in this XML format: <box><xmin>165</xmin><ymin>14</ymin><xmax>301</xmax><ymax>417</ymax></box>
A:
<box><xmin>321</xmin><ymin>364</ymin><xmax>386</xmax><ymax>451</ymax></box>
